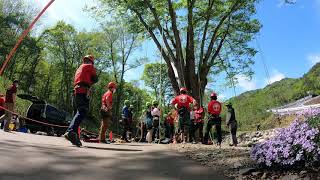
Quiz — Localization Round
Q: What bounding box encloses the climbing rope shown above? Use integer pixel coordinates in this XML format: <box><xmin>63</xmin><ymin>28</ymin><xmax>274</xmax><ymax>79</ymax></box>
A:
<box><xmin>0</xmin><ymin>0</ymin><xmax>55</xmax><ymax>76</ymax></box>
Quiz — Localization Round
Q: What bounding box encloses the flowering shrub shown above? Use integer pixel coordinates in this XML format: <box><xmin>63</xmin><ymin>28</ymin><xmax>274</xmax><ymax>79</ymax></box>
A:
<box><xmin>250</xmin><ymin>108</ymin><xmax>320</xmax><ymax>167</ymax></box>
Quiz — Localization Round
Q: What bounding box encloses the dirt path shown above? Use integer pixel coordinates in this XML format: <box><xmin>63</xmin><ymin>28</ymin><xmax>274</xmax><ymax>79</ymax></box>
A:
<box><xmin>0</xmin><ymin>131</ymin><xmax>229</xmax><ymax>180</ymax></box>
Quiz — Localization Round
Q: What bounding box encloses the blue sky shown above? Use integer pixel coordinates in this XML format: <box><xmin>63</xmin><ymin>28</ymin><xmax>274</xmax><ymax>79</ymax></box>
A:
<box><xmin>28</xmin><ymin>0</ymin><xmax>320</xmax><ymax>100</ymax></box>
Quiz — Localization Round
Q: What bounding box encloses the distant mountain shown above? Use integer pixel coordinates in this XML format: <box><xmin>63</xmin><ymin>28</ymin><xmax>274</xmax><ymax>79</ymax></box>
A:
<box><xmin>229</xmin><ymin>63</ymin><xmax>320</xmax><ymax>131</ymax></box>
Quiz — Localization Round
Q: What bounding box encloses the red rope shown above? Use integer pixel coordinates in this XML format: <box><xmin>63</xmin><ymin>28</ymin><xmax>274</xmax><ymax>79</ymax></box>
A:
<box><xmin>0</xmin><ymin>105</ymin><xmax>122</xmax><ymax>137</ymax></box>
<box><xmin>0</xmin><ymin>0</ymin><xmax>56</xmax><ymax>76</ymax></box>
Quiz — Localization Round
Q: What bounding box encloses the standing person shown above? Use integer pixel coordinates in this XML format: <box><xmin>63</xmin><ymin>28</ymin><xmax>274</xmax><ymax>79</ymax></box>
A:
<box><xmin>0</xmin><ymin>94</ymin><xmax>5</xmax><ymax>130</ymax></box>
<box><xmin>144</xmin><ymin>102</ymin><xmax>153</xmax><ymax>143</ymax></box>
<box><xmin>151</xmin><ymin>100</ymin><xmax>161</xmax><ymax>141</ymax></box>
<box><xmin>189</xmin><ymin>107</ymin><xmax>195</xmax><ymax>143</ymax></box>
<box><xmin>190</xmin><ymin>104</ymin><xmax>205</xmax><ymax>143</ymax></box>
<box><xmin>0</xmin><ymin>80</ymin><xmax>19</xmax><ymax>132</ymax></box>
<box><xmin>171</xmin><ymin>88</ymin><xmax>196</xmax><ymax>143</ymax></box>
<box><xmin>203</xmin><ymin>92</ymin><xmax>222</xmax><ymax>146</ymax></box>
<box><xmin>121</xmin><ymin>100</ymin><xmax>131</xmax><ymax>142</ymax></box>
<box><xmin>226</xmin><ymin>102</ymin><xmax>238</xmax><ymax>147</ymax></box>
<box><xmin>64</xmin><ymin>55</ymin><xmax>98</xmax><ymax>147</ymax></box>
<box><xmin>99</xmin><ymin>82</ymin><xmax>117</xmax><ymax>144</ymax></box>
<box><xmin>164</xmin><ymin>112</ymin><xmax>174</xmax><ymax>140</ymax></box>
<box><xmin>127</xmin><ymin>105</ymin><xmax>134</xmax><ymax>140</ymax></box>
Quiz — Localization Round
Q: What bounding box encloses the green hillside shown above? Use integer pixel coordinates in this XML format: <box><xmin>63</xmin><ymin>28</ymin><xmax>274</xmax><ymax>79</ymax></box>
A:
<box><xmin>230</xmin><ymin>63</ymin><xmax>320</xmax><ymax>131</ymax></box>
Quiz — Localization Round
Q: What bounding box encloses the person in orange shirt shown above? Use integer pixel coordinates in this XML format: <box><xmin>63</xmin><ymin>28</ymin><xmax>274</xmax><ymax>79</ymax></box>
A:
<box><xmin>99</xmin><ymin>82</ymin><xmax>117</xmax><ymax>144</ymax></box>
<box><xmin>203</xmin><ymin>92</ymin><xmax>222</xmax><ymax>146</ymax></box>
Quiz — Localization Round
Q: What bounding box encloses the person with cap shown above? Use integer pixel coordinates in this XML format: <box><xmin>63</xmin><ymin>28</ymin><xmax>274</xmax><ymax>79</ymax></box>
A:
<box><xmin>151</xmin><ymin>100</ymin><xmax>161</xmax><ymax>141</ymax></box>
<box><xmin>171</xmin><ymin>88</ymin><xmax>196</xmax><ymax>143</ymax></box>
<box><xmin>0</xmin><ymin>79</ymin><xmax>19</xmax><ymax>132</ymax></box>
<box><xmin>64</xmin><ymin>55</ymin><xmax>98</xmax><ymax>147</ymax></box>
<box><xmin>144</xmin><ymin>102</ymin><xmax>153</xmax><ymax>143</ymax></box>
<box><xmin>203</xmin><ymin>92</ymin><xmax>222</xmax><ymax>146</ymax></box>
<box><xmin>98</xmin><ymin>82</ymin><xmax>117</xmax><ymax>144</ymax></box>
<box><xmin>121</xmin><ymin>100</ymin><xmax>131</xmax><ymax>142</ymax></box>
<box><xmin>226</xmin><ymin>102</ymin><xmax>238</xmax><ymax>147</ymax></box>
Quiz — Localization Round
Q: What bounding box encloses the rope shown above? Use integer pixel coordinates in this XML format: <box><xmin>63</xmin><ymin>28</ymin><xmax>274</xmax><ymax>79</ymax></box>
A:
<box><xmin>0</xmin><ymin>105</ymin><xmax>122</xmax><ymax>137</ymax></box>
<box><xmin>0</xmin><ymin>0</ymin><xmax>56</xmax><ymax>76</ymax></box>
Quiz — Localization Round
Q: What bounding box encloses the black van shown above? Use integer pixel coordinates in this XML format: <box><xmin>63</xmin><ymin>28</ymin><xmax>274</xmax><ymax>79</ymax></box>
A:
<box><xmin>18</xmin><ymin>94</ymin><xmax>72</xmax><ymax>136</ymax></box>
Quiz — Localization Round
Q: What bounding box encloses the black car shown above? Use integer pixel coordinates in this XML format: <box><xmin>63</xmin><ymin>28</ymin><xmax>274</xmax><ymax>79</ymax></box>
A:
<box><xmin>18</xmin><ymin>94</ymin><xmax>72</xmax><ymax>136</ymax></box>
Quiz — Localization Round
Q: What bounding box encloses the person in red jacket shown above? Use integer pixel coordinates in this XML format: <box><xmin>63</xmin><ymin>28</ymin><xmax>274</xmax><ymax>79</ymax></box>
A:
<box><xmin>99</xmin><ymin>82</ymin><xmax>117</xmax><ymax>144</ymax></box>
<box><xmin>190</xmin><ymin>103</ymin><xmax>205</xmax><ymax>143</ymax></box>
<box><xmin>64</xmin><ymin>55</ymin><xmax>98</xmax><ymax>147</ymax></box>
<box><xmin>203</xmin><ymin>92</ymin><xmax>222</xmax><ymax>146</ymax></box>
<box><xmin>171</xmin><ymin>88</ymin><xmax>196</xmax><ymax>143</ymax></box>
<box><xmin>0</xmin><ymin>80</ymin><xmax>19</xmax><ymax>132</ymax></box>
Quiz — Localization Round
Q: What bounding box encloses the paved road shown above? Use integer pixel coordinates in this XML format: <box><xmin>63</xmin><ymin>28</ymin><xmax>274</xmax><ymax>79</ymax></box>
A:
<box><xmin>0</xmin><ymin>131</ymin><xmax>230</xmax><ymax>180</ymax></box>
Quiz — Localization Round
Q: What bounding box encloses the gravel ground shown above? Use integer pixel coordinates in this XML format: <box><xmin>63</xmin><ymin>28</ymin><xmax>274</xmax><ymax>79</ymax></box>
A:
<box><xmin>169</xmin><ymin>143</ymin><xmax>320</xmax><ymax>180</ymax></box>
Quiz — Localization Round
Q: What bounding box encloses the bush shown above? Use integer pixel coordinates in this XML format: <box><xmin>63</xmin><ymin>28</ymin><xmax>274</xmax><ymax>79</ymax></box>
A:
<box><xmin>250</xmin><ymin>109</ymin><xmax>320</xmax><ymax>167</ymax></box>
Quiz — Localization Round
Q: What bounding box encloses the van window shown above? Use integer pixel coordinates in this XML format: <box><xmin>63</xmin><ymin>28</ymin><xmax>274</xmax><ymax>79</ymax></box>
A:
<box><xmin>27</xmin><ymin>104</ymin><xmax>45</xmax><ymax>120</ymax></box>
<box><xmin>46</xmin><ymin>105</ymin><xmax>65</xmax><ymax>122</ymax></box>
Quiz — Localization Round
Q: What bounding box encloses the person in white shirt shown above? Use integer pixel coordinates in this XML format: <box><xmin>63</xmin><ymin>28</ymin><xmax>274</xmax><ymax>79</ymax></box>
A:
<box><xmin>151</xmin><ymin>100</ymin><xmax>161</xmax><ymax>141</ymax></box>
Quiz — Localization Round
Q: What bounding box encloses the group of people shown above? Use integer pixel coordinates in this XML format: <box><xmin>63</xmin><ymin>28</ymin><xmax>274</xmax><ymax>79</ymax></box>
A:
<box><xmin>0</xmin><ymin>54</ymin><xmax>238</xmax><ymax>148</ymax></box>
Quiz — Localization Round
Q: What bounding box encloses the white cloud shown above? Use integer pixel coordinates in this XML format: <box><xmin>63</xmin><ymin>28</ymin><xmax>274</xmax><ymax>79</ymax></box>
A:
<box><xmin>31</xmin><ymin>0</ymin><xmax>97</xmax><ymax>31</ymax></box>
<box><xmin>265</xmin><ymin>70</ymin><xmax>286</xmax><ymax>85</ymax></box>
<box><xmin>307</xmin><ymin>54</ymin><xmax>320</xmax><ymax>66</ymax></box>
<box><xmin>236</xmin><ymin>75</ymin><xmax>257</xmax><ymax>91</ymax></box>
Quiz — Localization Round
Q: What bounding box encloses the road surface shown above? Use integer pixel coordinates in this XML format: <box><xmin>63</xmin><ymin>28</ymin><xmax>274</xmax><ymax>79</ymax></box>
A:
<box><xmin>0</xmin><ymin>130</ymin><xmax>229</xmax><ymax>180</ymax></box>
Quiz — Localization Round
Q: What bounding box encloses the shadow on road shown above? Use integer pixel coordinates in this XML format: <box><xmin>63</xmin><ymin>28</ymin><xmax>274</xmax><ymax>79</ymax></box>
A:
<box><xmin>0</xmin><ymin>139</ymin><xmax>230</xmax><ymax>180</ymax></box>
<box><xmin>84</xmin><ymin>146</ymin><xmax>142</xmax><ymax>152</ymax></box>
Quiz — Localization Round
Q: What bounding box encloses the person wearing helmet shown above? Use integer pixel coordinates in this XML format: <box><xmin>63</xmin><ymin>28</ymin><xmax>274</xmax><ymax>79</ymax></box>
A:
<box><xmin>226</xmin><ymin>102</ymin><xmax>238</xmax><ymax>147</ymax></box>
<box><xmin>151</xmin><ymin>100</ymin><xmax>161</xmax><ymax>141</ymax></box>
<box><xmin>144</xmin><ymin>102</ymin><xmax>153</xmax><ymax>143</ymax></box>
<box><xmin>171</xmin><ymin>87</ymin><xmax>196</xmax><ymax>143</ymax></box>
<box><xmin>203</xmin><ymin>92</ymin><xmax>222</xmax><ymax>146</ymax></box>
<box><xmin>0</xmin><ymin>80</ymin><xmax>19</xmax><ymax>132</ymax></box>
<box><xmin>65</xmin><ymin>55</ymin><xmax>98</xmax><ymax>147</ymax></box>
<box><xmin>98</xmin><ymin>82</ymin><xmax>117</xmax><ymax>144</ymax></box>
<box><xmin>121</xmin><ymin>100</ymin><xmax>131</xmax><ymax>142</ymax></box>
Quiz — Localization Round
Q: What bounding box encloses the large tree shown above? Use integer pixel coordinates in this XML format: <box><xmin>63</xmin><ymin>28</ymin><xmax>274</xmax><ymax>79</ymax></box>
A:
<box><xmin>92</xmin><ymin>0</ymin><xmax>260</xmax><ymax>104</ymax></box>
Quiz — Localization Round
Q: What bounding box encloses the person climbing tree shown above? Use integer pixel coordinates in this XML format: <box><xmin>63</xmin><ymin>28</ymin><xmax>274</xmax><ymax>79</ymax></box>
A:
<box><xmin>190</xmin><ymin>103</ymin><xmax>205</xmax><ymax>144</ymax></box>
<box><xmin>203</xmin><ymin>92</ymin><xmax>222</xmax><ymax>146</ymax></box>
<box><xmin>64</xmin><ymin>55</ymin><xmax>98</xmax><ymax>147</ymax></box>
<box><xmin>171</xmin><ymin>88</ymin><xmax>196</xmax><ymax>143</ymax></box>
<box><xmin>99</xmin><ymin>82</ymin><xmax>117</xmax><ymax>144</ymax></box>
<box><xmin>151</xmin><ymin>100</ymin><xmax>161</xmax><ymax>142</ymax></box>
<box><xmin>0</xmin><ymin>80</ymin><xmax>19</xmax><ymax>132</ymax></box>
<box><xmin>226</xmin><ymin>102</ymin><xmax>238</xmax><ymax>147</ymax></box>
<box><xmin>121</xmin><ymin>100</ymin><xmax>131</xmax><ymax>142</ymax></box>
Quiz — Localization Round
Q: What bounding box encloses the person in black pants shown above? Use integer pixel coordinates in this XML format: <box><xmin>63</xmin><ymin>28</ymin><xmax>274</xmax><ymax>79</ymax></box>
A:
<box><xmin>203</xmin><ymin>92</ymin><xmax>222</xmax><ymax>146</ymax></box>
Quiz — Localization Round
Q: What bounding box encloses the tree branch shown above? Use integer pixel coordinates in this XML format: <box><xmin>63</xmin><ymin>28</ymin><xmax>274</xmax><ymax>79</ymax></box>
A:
<box><xmin>203</xmin><ymin>0</ymin><xmax>243</xmax><ymax>66</ymax></box>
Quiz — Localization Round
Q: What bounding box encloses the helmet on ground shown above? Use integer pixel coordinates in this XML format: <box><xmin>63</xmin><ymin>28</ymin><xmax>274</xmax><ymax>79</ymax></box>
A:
<box><xmin>83</xmin><ymin>55</ymin><xmax>94</xmax><ymax>63</ymax></box>
<box><xmin>210</xmin><ymin>92</ymin><xmax>217</xmax><ymax>97</ymax></box>
<box><xmin>152</xmin><ymin>100</ymin><xmax>159</xmax><ymax>105</ymax></box>
<box><xmin>124</xmin><ymin>100</ymin><xmax>130</xmax><ymax>106</ymax></box>
<box><xmin>180</xmin><ymin>87</ymin><xmax>187</xmax><ymax>93</ymax></box>
<box><xmin>108</xmin><ymin>82</ymin><xmax>117</xmax><ymax>89</ymax></box>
